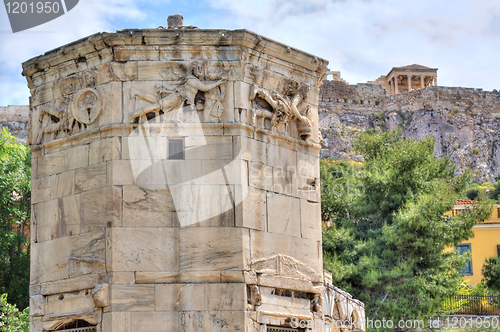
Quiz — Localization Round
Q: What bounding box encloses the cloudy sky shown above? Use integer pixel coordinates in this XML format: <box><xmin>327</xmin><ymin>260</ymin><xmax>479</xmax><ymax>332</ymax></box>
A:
<box><xmin>1</xmin><ymin>0</ymin><xmax>499</xmax><ymax>106</ymax></box>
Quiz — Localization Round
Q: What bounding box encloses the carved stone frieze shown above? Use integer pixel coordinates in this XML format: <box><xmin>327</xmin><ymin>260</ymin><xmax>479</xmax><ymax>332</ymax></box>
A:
<box><xmin>129</xmin><ymin>61</ymin><xmax>227</xmax><ymax>124</ymax></box>
<box><xmin>251</xmin><ymin>254</ymin><xmax>322</xmax><ymax>282</ymax></box>
<box><xmin>249</xmin><ymin>79</ymin><xmax>313</xmax><ymax>141</ymax></box>
<box><xmin>71</xmin><ymin>88</ymin><xmax>102</xmax><ymax>125</ymax></box>
<box><xmin>34</xmin><ymin>69</ymin><xmax>103</xmax><ymax>145</ymax></box>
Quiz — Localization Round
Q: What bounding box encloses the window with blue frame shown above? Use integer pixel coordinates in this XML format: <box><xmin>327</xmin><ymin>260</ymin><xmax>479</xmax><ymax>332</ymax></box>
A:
<box><xmin>455</xmin><ymin>243</ymin><xmax>472</xmax><ymax>275</ymax></box>
<box><xmin>497</xmin><ymin>245</ymin><xmax>500</xmax><ymax>258</ymax></box>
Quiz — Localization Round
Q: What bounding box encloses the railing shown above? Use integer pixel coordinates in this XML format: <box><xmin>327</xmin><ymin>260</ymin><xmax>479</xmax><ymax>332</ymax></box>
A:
<box><xmin>444</xmin><ymin>295</ymin><xmax>500</xmax><ymax>315</ymax></box>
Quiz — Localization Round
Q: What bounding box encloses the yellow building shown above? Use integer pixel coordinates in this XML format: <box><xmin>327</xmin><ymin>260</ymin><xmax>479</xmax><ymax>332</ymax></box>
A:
<box><xmin>452</xmin><ymin>200</ymin><xmax>500</xmax><ymax>285</ymax></box>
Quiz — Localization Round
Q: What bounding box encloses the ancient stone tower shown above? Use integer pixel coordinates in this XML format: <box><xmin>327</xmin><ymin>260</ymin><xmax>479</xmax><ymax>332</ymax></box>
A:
<box><xmin>24</xmin><ymin>18</ymin><xmax>328</xmax><ymax>332</ymax></box>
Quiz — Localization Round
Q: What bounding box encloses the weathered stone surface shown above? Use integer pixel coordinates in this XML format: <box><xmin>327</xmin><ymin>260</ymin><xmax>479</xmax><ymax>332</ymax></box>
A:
<box><xmin>122</xmin><ymin>186</ymin><xmax>175</xmax><ymax>227</ymax></box>
<box><xmin>179</xmin><ymin>228</ymin><xmax>249</xmax><ymax>271</ymax></box>
<box><xmin>31</xmin><ymin>236</ymin><xmax>70</xmax><ymax>283</ymax></box>
<box><xmin>234</xmin><ymin>81</ymin><xmax>252</xmax><ymax>110</ymax></box>
<box><xmin>92</xmin><ymin>283</ymin><xmax>109</xmax><ymax>307</ymax></box>
<box><xmin>201</xmin><ymin>159</ymin><xmax>247</xmax><ymax>185</ymax></box>
<box><xmin>58</xmin><ymin>195</ymin><xmax>81</xmax><ymax>236</ymax></box>
<box><xmin>185</xmin><ymin>136</ymin><xmax>233</xmax><ymax>160</ymax></box>
<box><xmin>136</xmin><ymin>271</ymin><xmax>219</xmax><ymax>284</ymax></box>
<box><xmin>272</xmin><ymin>167</ymin><xmax>298</xmax><ymax>196</ymax></box>
<box><xmin>267</xmin><ymin>193</ymin><xmax>300</xmax><ymax>237</ymax></box>
<box><xmin>221</xmin><ymin>270</ymin><xmax>245</xmax><ymax>283</ymax></box>
<box><xmin>29</xmin><ymin>295</ymin><xmax>44</xmax><ymax>316</ymax></box>
<box><xmin>248</xmin><ymin>162</ymin><xmax>273</xmax><ymax>192</ymax></box>
<box><xmin>258</xmin><ymin>289</ymin><xmax>311</xmax><ymax>317</ymax></box>
<box><xmin>80</xmin><ymin>186</ymin><xmax>122</xmax><ymax>229</ymax></box>
<box><xmin>41</xmin><ymin>274</ymin><xmax>99</xmax><ymax>295</ymax></box>
<box><xmin>69</xmin><ymin>231</ymin><xmax>106</xmax><ymax>277</ymax></box>
<box><xmin>204</xmin><ymin>283</ymin><xmax>246</xmax><ymax>311</ymax></box>
<box><xmin>172</xmin><ymin>184</ymin><xmax>235</xmax><ymax>227</ymax></box>
<box><xmin>75</xmin><ymin>163</ymin><xmax>107</xmax><ymax>193</ymax></box>
<box><xmin>44</xmin><ymin>295</ymin><xmax>95</xmax><ymax>315</ymax></box>
<box><xmin>221</xmin><ymin>310</ymin><xmax>249</xmax><ymax>332</ymax></box>
<box><xmin>97</xmin><ymin>82</ymin><xmax>124</xmax><ymax>126</ymax></box>
<box><xmin>32</xmin><ymin>176</ymin><xmax>51</xmax><ymax>204</ymax></box>
<box><xmin>65</xmin><ymin>145</ymin><xmax>89</xmax><ymax>171</ymax></box>
<box><xmin>110</xmin><ymin>61</ymin><xmax>138</xmax><ymax>81</ymax></box>
<box><xmin>130</xmin><ymin>312</ymin><xmax>179</xmax><ymax>332</ymax></box>
<box><xmin>235</xmin><ymin>136</ymin><xmax>267</xmax><ymax>164</ymax></box>
<box><xmin>89</xmin><ymin>137</ymin><xmax>121</xmax><ymax>165</ymax></box>
<box><xmin>109</xmin><ymin>285</ymin><xmax>155</xmax><ymax>311</ymax></box>
<box><xmin>180</xmin><ymin>311</ymin><xmax>221</xmax><ymax>332</ymax></box>
<box><xmin>268</xmin><ymin>143</ymin><xmax>297</xmax><ymax>169</ymax></box>
<box><xmin>108</xmin><ymin>272</ymin><xmax>135</xmax><ymax>285</ymax></box>
<box><xmin>155</xmin><ymin>283</ymin><xmax>205</xmax><ymax>311</ymax></box>
<box><xmin>250</xmin><ymin>230</ymin><xmax>322</xmax><ymax>281</ymax></box>
<box><xmin>107</xmin><ymin>228</ymin><xmax>179</xmax><ymax>272</ymax></box>
<box><xmin>300</xmin><ymin>199</ymin><xmax>321</xmax><ymax>241</ymax></box>
<box><xmin>106</xmin><ymin>159</ymin><xmax>138</xmax><ymax>186</ymax></box>
<box><xmin>38</xmin><ymin>151</ymin><xmax>65</xmax><ymax>177</ymax></box>
<box><xmin>101</xmin><ymin>312</ymin><xmax>131</xmax><ymax>332</ymax></box>
<box><xmin>235</xmin><ymin>186</ymin><xmax>267</xmax><ymax>231</ymax></box>
<box><xmin>35</xmin><ymin>199</ymin><xmax>60</xmax><ymax>242</ymax></box>
<box><xmin>53</xmin><ymin>171</ymin><xmax>75</xmax><ymax>198</ymax></box>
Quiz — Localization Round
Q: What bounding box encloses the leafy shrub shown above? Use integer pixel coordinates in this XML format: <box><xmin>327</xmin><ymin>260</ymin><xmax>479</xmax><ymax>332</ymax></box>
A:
<box><xmin>482</xmin><ymin>257</ymin><xmax>500</xmax><ymax>294</ymax></box>
<box><xmin>0</xmin><ymin>293</ymin><xmax>29</xmax><ymax>332</ymax></box>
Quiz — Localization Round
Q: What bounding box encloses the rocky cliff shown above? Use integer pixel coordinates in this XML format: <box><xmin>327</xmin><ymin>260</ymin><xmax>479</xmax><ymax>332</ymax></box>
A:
<box><xmin>0</xmin><ymin>105</ymin><xmax>29</xmax><ymax>143</ymax></box>
<box><xmin>319</xmin><ymin>81</ymin><xmax>500</xmax><ymax>183</ymax></box>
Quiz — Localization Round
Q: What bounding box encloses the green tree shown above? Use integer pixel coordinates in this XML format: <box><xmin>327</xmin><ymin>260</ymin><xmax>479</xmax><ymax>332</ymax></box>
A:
<box><xmin>482</xmin><ymin>257</ymin><xmax>500</xmax><ymax>295</ymax></box>
<box><xmin>0</xmin><ymin>129</ymin><xmax>31</xmax><ymax>309</ymax></box>
<box><xmin>465</xmin><ymin>188</ymin><xmax>479</xmax><ymax>201</ymax></box>
<box><xmin>322</xmin><ymin>130</ymin><xmax>492</xmax><ymax>328</ymax></box>
<box><xmin>489</xmin><ymin>181</ymin><xmax>500</xmax><ymax>202</ymax></box>
<box><xmin>0</xmin><ymin>293</ymin><xmax>29</xmax><ymax>332</ymax></box>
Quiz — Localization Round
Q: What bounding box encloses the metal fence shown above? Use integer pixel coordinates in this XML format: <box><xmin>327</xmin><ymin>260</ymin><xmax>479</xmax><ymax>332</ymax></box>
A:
<box><xmin>444</xmin><ymin>295</ymin><xmax>500</xmax><ymax>315</ymax></box>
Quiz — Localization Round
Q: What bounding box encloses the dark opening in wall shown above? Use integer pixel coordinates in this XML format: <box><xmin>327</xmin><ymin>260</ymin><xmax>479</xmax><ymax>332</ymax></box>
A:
<box><xmin>54</xmin><ymin>320</ymin><xmax>96</xmax><ymax>332</ymax></box>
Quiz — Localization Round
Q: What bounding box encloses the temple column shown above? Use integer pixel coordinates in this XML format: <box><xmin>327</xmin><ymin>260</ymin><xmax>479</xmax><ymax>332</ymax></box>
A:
<box><xmin>434</xmin><ymin>76</ymin><xmax>437</xmax><ymax>86</ymax></box>
<box><xmin>395</xmin><ymin>76</ymin><xmax>399</xmax><ymax>94</ymax></box>
<box><xmin>407</xmin><ymin>74</ymin><xmax>412</xmax><ymax>92</ymax></box>
<box><xmin>420</xmin><ymin>75</ymin><xmax>424</xmax><ymax>89</ymax></box>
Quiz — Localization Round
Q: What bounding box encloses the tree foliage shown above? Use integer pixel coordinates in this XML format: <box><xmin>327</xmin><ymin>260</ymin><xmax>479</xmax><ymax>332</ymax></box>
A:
<box><xmin>0</xmin><ymin>129</ymin><xmax>31</xmax><ymax>310</ymax></box>
<box><xmin>0</xmin><ymin>293</ymin><xmax>29</xmax><ymax>332</ymax></box>
<box><xmin>489</xmin><ymin>181</ymin><xmax>500</xmax><ymax>202</ymax></box>
<box><xmin>482</xmin><ymin>257</ymin><xmax>500</xmax><ymax>294</ymax></box>
<box><xmin>322</xmin><ymin>130</ymin><xmax>492</xmax><ymax>326</ymax></box>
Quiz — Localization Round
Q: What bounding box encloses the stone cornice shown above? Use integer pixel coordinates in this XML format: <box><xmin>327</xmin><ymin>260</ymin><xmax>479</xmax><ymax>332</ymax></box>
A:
<box><xmin>22</xmin><ymin>29</ymin><xmax>328</xmax><ymax>78</ymax></box>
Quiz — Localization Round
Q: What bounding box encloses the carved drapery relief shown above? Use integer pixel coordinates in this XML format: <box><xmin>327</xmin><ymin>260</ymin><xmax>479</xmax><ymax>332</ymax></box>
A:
<box><xmin>249</xmin><ymin>79</ymin><xmax>313</xmax><ymax>141</ymax></box>
<box><xmin>129</xmin><ymin>61</ymin><xmax>227</xmax><ymax>124</ymax></box>
<box><xmin>251</xmin><ymin>254</ymin><xmax>322</xmax><ymax>282</ymax></box>
<box><xmin>35</xmin><ymin>70</ymin><xmax>102</xmax><ymax>145</ymax></box>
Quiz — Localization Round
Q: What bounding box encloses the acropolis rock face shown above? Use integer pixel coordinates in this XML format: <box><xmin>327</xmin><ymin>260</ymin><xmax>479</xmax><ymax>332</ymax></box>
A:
<box><xmin>23</xmin><ymin>25</ymin><xmax>360</xmax><ymax>331</ymax></box>
<box><xmin>319</xmin><ymin>81</ymin><xmax>500</xmax><ymax>182</ymax></box>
